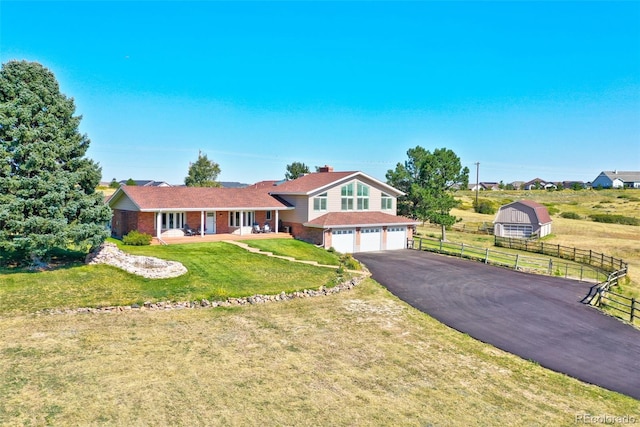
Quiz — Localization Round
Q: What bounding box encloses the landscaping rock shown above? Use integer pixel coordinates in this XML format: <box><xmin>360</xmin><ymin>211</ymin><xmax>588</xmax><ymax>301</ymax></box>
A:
<box><xmin>86</xmin><ymin>242</ymin><xmax>187</xmax><ymax>279</ymax></box>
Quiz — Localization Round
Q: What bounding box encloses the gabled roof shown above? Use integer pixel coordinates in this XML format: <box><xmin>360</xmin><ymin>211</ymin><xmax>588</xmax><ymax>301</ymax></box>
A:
<box><xmin>598</xmin><ymin>171</ymin><xmax>640</xmax><ymax>182</ymax></box>
<box><xmin>109</xmin><ymin>186</ymin><xmax>292</xmax><ymax>212</ymax></box>
<box><xmin>304</xmin><ymin>212</ymin><xmax>419</xmax><ymax>228</ymax></box>
<box><xmin>495</xmin><ymin>200</ymin><xmax>552</xmax><ymax>225</ymax></box>
<box><xmin>269</xmin><ymin>171</ymin><xmax>404</xmax><ymax>196</ymax></box>
<box><xmin>119</xmin><ymin>180</ymin><xmax>172</xmax><ymax>187</ymax></box>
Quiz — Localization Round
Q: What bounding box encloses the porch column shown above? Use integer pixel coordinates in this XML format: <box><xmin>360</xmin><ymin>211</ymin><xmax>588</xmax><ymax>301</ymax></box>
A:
<box><xmin>240</xmin><ymin>210</ymin><xmax>244</xmax><ymax>236</ymax></box>
<box><xmin>200</xmin><ymin>211</ymin><xmax>205</xmax><ymax>237</ymax></box>
<box><xmin>275</xmin><ymin>210</ymin><xmax>279</xmax><ymax>233</ymax></box>
<box><xmin>156</xmin><ymin>212</ymin><xmax>162</xmax><ymax>239</ymax></box>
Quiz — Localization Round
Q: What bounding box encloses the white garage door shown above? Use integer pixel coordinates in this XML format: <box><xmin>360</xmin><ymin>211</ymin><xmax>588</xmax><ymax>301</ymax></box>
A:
<box><xmin>332</xmin><ymin>229</ymin><xmax>355</xmax><ymax>253</ymax></box>
<box><xmin>386</xmin><ymin>226</ymin><xmax>407</xmax><ymax>250</ymax></box>
<box><xmin>503</xmin><ymin>224</ymin><xmax>532</xmax><ymax>238</ymax></box>
<box><xmin>360</xmin><ymin>228</ymin><xmax>382</xmax><ymax>252</ymax></box>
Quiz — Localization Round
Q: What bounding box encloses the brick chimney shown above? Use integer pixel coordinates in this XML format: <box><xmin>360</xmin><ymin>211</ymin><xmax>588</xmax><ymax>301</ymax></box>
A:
<box><xmin>318</xmin><ymin>165</ymin><xmax>333</xmax><ymax>173</ymax></box>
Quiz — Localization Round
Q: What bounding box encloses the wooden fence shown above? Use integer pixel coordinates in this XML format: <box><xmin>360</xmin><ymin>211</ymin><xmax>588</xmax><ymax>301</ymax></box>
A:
<box><xmin>411</xmin><ymin>236</ymin><xmax>607</xmax><ymax>282</ymax></box>
<box><xmin>412</xmin><ymin>236</ymin><xmax>635</xmax><ymax>324</ymax></box>
<box><xmin>494</xmin><ymin>236</ymin><xmax>628</xmax><ymax>274</ymax></box>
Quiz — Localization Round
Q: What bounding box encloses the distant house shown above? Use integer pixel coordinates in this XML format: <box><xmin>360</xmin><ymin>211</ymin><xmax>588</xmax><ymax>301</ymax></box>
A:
<box><xmin>493</xmin><ymin>200</ymin><xmax>552</xmax><ymax>239</ymax></box>
<box><xmin>562</xmin><ymin>181</ymin><xmax>586</xmax><ymax>190</ymax></box>
<box><xmin>591</xmin><ymin>171</ymin><xmax>640</xmax><ymax>189</ymax></box>
<box><xmin>118</xmin><ymin>180</ymin><xmax>172</xmax><ymax>187</ymax></box>
<box><xmin>469</xmin><ymin>182</ymin><xmax>500</xmax><ymax>191</ymax></box>
<box><xmin>523</xmin><ymin>178</ymin><xmax>557</xmax><ymax>191</ymax></box>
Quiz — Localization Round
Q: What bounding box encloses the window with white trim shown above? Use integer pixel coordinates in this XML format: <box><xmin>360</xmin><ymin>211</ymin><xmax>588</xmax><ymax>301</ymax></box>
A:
<box><xmin>313</xmin><ymin>192</ymin><xmax>327</xmax><ymax>211</ymax></box>
<box><xmin>381</xmin><ymin>193</ymin><xmax>393</xmax><ymax>210</ymax></box>
<box><xmin>341</xmin><ymin>184</ymin><xmax>354</xmax><ymax>210</ymax></box>
<box><xmin>229</xmin><ymin>211</ymin><xmax>254</xmax><ymax>227</ymax></box>
<box><xmin>357</xmin><ymin>183</ymin><xmax>369</xmax><ymax>210</ymax></box>
<box><xmin>161</xmin><ymin>212</ymin><xmax>185</xmax><ymax>230</ymax></box>
<box><xmin>266</xmin><ymin>210</ymin><xmax>272</xmax><ymax>221</ymax></box>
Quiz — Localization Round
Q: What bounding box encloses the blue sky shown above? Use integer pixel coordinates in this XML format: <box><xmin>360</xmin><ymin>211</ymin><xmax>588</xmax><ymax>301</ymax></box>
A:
<box><xmin>2</xmin><ymin>1</ymin><xmax>639</xmax><ymax>185</ymax></box>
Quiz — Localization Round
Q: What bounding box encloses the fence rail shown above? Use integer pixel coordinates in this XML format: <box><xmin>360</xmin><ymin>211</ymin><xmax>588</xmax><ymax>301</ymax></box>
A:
<box><xmin>411</xmin><ymin>236</ymin><xmax>606</xmax><ymax>282</ymax></box>
<box><xmin>411</xmin><ymin>236</ymin><xmax>635</xmax><ymax>324</ymax></box>
<box><xmin>494</xmin><ymin>236</ymin><xmax>628</xmax><ymax>274</ymax></box>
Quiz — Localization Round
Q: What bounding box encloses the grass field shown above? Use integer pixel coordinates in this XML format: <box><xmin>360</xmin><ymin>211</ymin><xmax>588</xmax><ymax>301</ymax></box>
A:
<box><xmin>1</xmin><ymin>189</ymin><xmax>639</xmax><ymax>424</ymax></box>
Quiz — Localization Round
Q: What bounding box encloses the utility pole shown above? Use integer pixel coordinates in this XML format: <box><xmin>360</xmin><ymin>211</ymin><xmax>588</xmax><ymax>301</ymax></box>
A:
<box><xmin>474</xmin><ymin>162</ymin><xmax>480</xmax><ymax>208</ymax></box>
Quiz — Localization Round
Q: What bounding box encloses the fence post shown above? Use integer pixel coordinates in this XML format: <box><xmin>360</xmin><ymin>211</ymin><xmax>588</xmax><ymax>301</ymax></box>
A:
<box><xmin>460</xmin><ymin>243</ymin><xmax>465</xmax><ymax>257</ymax></box>
<box><xmin>548</xmin><ymin>259</ymin><xmax>553</xmax><ymax>275</ymax></box>
<box><xmin>515</xmin><ymin>254</ymin><xmax>519</xmax><ymax>270</ymax></box>
<box><xmin>565</xmin><ymin>264</ymin><xmax>568</xmax><ymax>278</ymax></box>
<box><xmin>631</xmin><ymin>298</ymin><xmax>636</xmax><ymax>323</ymax></box>
<box><xmin>541</xmin><ymin>242</ymin><xmax>544</xmax><ymax>255</ymax></box>
<box><xmin>580</xmin><ymin>265</ymin><xmax>583</xmax><ymax>281</ymax></box>
<box><xmin>485</xmin><ymin>248</ymin><xmax>489</xmax><ymax>264</ymax></box>
<box><xmin>419</xmin><ymin>238</ymin><xmax>422</xmax><ymax>251</ymax></box>
<box><xmin>439</xmin><ymin>240</ymin><xmax>443</xmax><ymax>252</ymax></box>
<box><xmin>573</xmin><ymin>247</ymin><xmax>576</xmax><ymax>261</ymax></box>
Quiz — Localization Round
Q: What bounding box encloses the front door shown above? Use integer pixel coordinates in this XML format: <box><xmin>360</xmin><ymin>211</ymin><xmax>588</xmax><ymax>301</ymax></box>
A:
<box><xmin>206</xmin><ymin>212</ymin><xmax>216</xmax><ymax>234</ymax></box>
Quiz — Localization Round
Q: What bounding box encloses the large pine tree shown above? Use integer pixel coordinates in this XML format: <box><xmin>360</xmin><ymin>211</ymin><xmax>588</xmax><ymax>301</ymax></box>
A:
<box><xmin>0</xmin><ymin>61</ymin><xmax>111</xmax><ymax>265</ymax></box>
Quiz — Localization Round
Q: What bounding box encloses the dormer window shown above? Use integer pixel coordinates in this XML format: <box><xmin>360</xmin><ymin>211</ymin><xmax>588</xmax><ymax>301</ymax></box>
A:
<box><xmin>313</xmin><ymin>192</ymin><xmax>327</xmax><ymax>211</ymax></box>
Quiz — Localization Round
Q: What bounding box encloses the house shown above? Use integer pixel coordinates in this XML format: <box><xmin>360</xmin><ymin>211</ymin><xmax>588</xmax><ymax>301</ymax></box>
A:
<box><xmin>522</xmin><ymin>178</ymin><xmax>557</xmax><ymax>190</ymax></box>
<box><xmin>561</xmin><ymin>181</ymin><xmax>586</xmax><ymax>190</ymax></box>
<box><xmin>469</xmin><ymin>182</ymin><xmax>500</xmax><ymax>191</ymax></box>
<box><xmin>591</xmin><ymin>171</ymin><xmax>640</xmax><ymax>189</ymax></box>
<box><xmin>118</xmin><ymin>179</ymin><xmax>172</xmax><ymax>187</ymax></box>
<box><xmin>493</xmin><ymin>200</ymin><xmax>552</xmax><ymax>239</ymax></box>
<box><xmin>107</xmin><ymin>166</ymin><xmax>419</xmax><ymax>252</ymax></box>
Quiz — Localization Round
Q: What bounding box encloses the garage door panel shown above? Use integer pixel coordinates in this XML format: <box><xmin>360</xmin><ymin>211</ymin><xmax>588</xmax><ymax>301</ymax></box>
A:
<box><xmin>386</xmin><ymin>226</ymin><xmax>407</xmax><ymax>250</ymax></box>
<box><xmin>360</xmin><ymin>228</ymin><xmax>381</xmax><ymax>252</ymax></box>
<box><xmin>332</xmin><ymin>229</ymin><xmax>355</xmax><ymax>253</ymax></box>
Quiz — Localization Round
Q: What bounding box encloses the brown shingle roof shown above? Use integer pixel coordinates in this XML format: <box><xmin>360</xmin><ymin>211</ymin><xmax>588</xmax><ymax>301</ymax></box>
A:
<box><xmin>269</xmin><ymin>171</ymin><xmax>358</xmax><ymax>194</ymax></box>
<box><xmin>305</xmin><ymin>212</ymin><xmax>419</xmax><ymax>228</ymax></box>
<box><xmin>113</xmin><ymin>186</ymin><xmax>292</xmax><ymax>211</ymax></box>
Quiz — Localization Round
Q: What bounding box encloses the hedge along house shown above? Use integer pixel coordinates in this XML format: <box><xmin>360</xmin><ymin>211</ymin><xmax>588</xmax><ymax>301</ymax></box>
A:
<box><xmin>107</xmin><ymin>167</ymin><xmax>419</xmax><ymax>252</ymax></box>
<box><xmin>493</xmin><ymin>200</ymin><xmax>552</xmax><ymax>239</ymax></box>
<box><xmin>108</xmin><ymin>186</ymin><xmax>293</xmax><ymax>239</ymax></box>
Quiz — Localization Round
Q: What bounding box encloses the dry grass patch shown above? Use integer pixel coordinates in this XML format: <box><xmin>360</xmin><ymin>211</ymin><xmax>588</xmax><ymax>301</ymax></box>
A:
<box><xmin>1</xmin><ymin>280</ymin><xmax>637</xmax><ymax>426</ymax></box>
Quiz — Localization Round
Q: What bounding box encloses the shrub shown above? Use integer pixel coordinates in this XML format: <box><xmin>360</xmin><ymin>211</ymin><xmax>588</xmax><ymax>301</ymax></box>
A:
<box><xmin>122</xmin><ymin>230</ymin><xmax>153</xmax><ymax>246</ymax></box>
<box><xmin>589</xmin><ymin>214</ymin><xmax>640</xmax><ymax>226</ymax></box>
<box><xmin>473</xmin><ymin>199</ymin><xmax>497</xmax><ymax>215</ymax></box>
<box><xmin>560</xmin><ymin>212</ymin><xmax>581</xmax><ymax>220</ymax></box>
<box><xmin>339</xmin><ymin>253</ymin><xmax>360</xmax><ymax>271</ymax></box>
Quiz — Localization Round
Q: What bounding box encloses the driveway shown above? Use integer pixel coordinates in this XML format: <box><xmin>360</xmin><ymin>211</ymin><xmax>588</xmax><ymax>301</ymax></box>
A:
<box><xmin>355</xmin><ymin>250</ymin><xmax>640</xmax><ymax>400</ymax></box>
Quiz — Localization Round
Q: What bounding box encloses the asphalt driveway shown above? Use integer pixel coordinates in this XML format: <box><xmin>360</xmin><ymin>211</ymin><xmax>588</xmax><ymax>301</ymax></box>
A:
<box><xmin>355</xmin><ymin>249</ymin><xmax>640</xmax><ymax>400</ymax></box>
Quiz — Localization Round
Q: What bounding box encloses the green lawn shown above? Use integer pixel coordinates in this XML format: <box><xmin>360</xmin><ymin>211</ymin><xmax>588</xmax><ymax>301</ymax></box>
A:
<box><xmin>239</xmin><ymin>238</ymin><xmax>342</xmax><ymax>266</ymax></box>
<box><xmin>0</xmin><ymin>241</ymin><xmax>339</xmax><ymax>315</ymax></box>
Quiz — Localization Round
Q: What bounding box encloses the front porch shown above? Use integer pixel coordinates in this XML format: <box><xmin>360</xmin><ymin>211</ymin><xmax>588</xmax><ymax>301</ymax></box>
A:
<box><xmin>152</xmin><ymin>231</ymin><xmax>293</xmax><ymax>245</ymax></box>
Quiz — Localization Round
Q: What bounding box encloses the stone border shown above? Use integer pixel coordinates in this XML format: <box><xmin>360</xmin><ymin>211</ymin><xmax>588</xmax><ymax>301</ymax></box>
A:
<box><xmin>85</xmin><ymin>242</ymin><xmax>187</xmax><ymax>279</ymax></box>
<box><xmin>35</xmin><ymin>274</ymin><xmax>367</xmax><ymax>316</ymax></box>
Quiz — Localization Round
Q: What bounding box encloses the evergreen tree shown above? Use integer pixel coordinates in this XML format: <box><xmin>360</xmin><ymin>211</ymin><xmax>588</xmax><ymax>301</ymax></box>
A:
<box><xmin>0</xmin><ymin>60</ymin><xmax>111</xmax><ymax>265</ymax></box>
<box><xmin>184</xmin><ymin>151</ymin><xmax>221</xmax><ymax>187</ymax></box>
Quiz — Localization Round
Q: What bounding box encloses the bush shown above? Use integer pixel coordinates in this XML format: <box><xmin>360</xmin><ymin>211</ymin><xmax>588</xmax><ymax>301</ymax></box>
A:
<box><xmin>589</xmin><ymin>214</ymin><xmax>640</xmax><ymax>226</ymax></box>
<box><xmin>473</xmin><ymin>199</ymin><xmax>497</xmax><ymax>214</ymax></box>
<box><xmin>560</xmin><ymin>212</ymin><xmax>582</xmax><ymax>220</ymax></box>
<box><xmin>339</xmin><ymin>253</ymin><xmax>360</xmax><ymax>271</ymax></box>
<box><xmin>122</xmin><ymin>230</ymin><xmax>153</xmax><ymax>246</ymax></box>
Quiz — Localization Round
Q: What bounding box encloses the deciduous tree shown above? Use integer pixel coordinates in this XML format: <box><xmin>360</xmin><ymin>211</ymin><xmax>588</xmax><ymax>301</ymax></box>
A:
<box><xmin>285</xmin><ymin>161</ymin><xmax>310</xmax><ymax>180</ymax></box>
<box><xmin>185</xmin><ymin>151</ymin><xmax>221</xmax><ymax>187</ymax></box>
<box><xmin>0</xmin><ymin>60</ymin><xmax>111</xmax><ymax>265</ymax></box>
<box><xmin>387</xmin><ymin>146</ymin><xmax>469</xmax><ymax>241</ymax></box>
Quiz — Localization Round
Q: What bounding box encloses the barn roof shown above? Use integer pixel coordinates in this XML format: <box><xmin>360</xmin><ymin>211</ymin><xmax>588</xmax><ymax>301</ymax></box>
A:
<box><xmin>494</xmin><ymin>200</ymin><xmax>552</xmax><ymax>225</ymax></box>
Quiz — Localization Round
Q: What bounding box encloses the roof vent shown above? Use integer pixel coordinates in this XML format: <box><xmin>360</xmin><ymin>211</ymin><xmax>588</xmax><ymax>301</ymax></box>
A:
<box><xmin>318</xmin><ymin>165</ymin><xmax>333</xmax><ymax>173</ymax></box>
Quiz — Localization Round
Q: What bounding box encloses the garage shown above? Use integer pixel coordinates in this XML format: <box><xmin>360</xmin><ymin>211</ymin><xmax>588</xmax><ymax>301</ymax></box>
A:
<box><xmin>331</xmin><ymin>229</ymin><xmax>355</xmax><ymax>253</ymax></box>
<box><xmin>360</xmin><ymin>228</ymin><xmax>382</xmax><ymax>252</ymax></box>
<box><xmin>386</xmin><ymin>226</ymin><xmax>407</xmax><ymax>250</ymax></box>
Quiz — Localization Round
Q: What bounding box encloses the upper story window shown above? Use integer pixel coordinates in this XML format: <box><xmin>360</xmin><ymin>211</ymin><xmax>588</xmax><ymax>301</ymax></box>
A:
<box><xmin>341</xmin><ymin>183</ymin><xmax>354</xmax><ymax>210</ymax></box>
<box><xmin>381</xmin><ymin>193</ymin><xmax>393</xmax><ymax>210</ymax></box>
<box><xmin>313</xmin><ymin>193</ymin><xmax>327</xmax><ymax>211</ymax></box>
<box><xmin>357</xmin><ymin>183</ymin><xmax>369</xmax><ymax>210</ymax></box>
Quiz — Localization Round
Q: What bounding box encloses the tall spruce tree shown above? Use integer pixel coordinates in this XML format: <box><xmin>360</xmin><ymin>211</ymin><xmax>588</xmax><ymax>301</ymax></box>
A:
<box><xmin>0</xmin><ymin>61</ymin><xmax>111</xmax><ymax>265</ymax></box>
